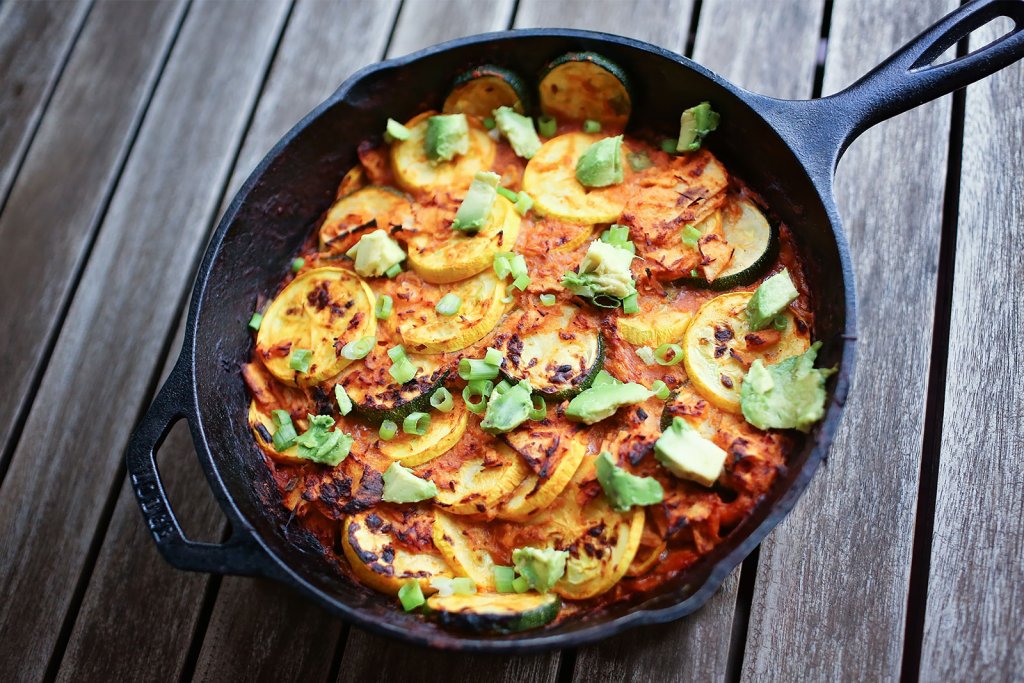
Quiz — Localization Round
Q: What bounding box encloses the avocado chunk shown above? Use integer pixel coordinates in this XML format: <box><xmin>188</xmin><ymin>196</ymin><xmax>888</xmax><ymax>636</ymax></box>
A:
<box><xmin>575</xmin><ymin>135</ymin><xmax>624</xmax><ymax>188</ymax></box>
<box><xmin>480</xmin><ymin>380</ymin><xmax>533</xmax><ymax>434</ymax></box>
<box><xmin>564</xmin><ymin>381</ymin><xmax>653</xmax><ymax>425</ymax></box>
<box><xmin>676</xmin><ymin>102</ymin><xmax>720</xmax><ymax>152</ymax></box>
<box><xmin>740</xmin><ymin>341</ymin><xmax>835</xmax><ymax>432</ymax></box>
<box><xmin>345</xmin><ymin>229</ymin><xmax>406</xmax><ymax>278</ymax></box>
<box><xmin>560</xmin><ymin>239</ymin><xmax>636</xmax><ymax>302</ymax></box>
<box><xmin>512</xmin><ymin>547</ymin><xmax>568</xmax><ymax>594</ymax></box>
<box><xmin>381</xmin><ymin>462</ymin><xmax>438</xmax><ymax>503</ymax></box>
<box><xmin>493</xmin><ymin>106</ymin><xmax>542</xmax><ymax>159</ymax></box>
<box><xmin>425</xmin><ymin>113</ymin><xmax>470</xmax><ymax>162</ymax></box>
<box><xmin>654</xmin><ymin>416</ymin><xmax>727</xmax><ymax>487</ymax></box>
<box><xmin>746</xmin><ymin>268</ymin><xmax>799</xmax><ymax>330</ymax></box>
<box><xmin>595</xmin><ymin>451</ymin><xmax>664</xmax><ymax>511</ymax></box>
<box><xmin>294</xmin><ymin>414</ymin><xmax>353</xmax><ymax>466</ymax></box>
<box><xmin>451</xmin><ymin>171</ymin><xmax>500</xmax><ymax>234</ymax></box>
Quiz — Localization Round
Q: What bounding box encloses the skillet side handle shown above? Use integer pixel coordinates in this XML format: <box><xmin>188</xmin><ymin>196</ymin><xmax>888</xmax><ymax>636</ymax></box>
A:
<box><xmin>126</xmin><ymin>358</ymin><xmax>275</xmax><ymax>578</ymax></box>
<box><xmin>758</xmin><ymin>0</ymin><xmax>1024</xmax><ymax>179</ymax></box>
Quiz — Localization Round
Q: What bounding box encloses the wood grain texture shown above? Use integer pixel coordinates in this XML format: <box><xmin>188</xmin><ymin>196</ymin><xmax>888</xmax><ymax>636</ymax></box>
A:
<box><xmin>0</xmin><ymin>1</ymin><xmax>291</xmax><ymax>679</ymax></box>
<box><xmin>514</xmin><ymin>0</ymin><xmax>692</xmax><ymax>47</ymax></box>
<box><xmin>919</xmin><ymin>24</ymin><xmax>1024</xmax><ymax>682</ymax></box>
<box><xmin>740</xmin><ymin>1</ymin><xmax>956</xmax><ymax>680</ymax></box>
<box><xmin>559</xmin><ymin>2</ymin><xmax>823</xmax><ymax>679</ymax></box>
<box><xmin>387</xmin><ymin>0</ymin><xmax>516</xmax><ymax>57</ymax></box>
<box><xmin>0</xmin><ymin>0</ymin><xmax>187</xmax><ymax>464</ymax></box>
<box><xmin>0</xmin><ymin>0</ymin><xmax>91</xmax><ymax>207</ymax></box>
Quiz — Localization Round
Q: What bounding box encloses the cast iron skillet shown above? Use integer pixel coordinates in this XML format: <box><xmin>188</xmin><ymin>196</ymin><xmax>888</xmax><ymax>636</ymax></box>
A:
<box><xmin>127</xmin><ymin>0</ymin><xmax>1024</xmax><ymax>652</ymax></box>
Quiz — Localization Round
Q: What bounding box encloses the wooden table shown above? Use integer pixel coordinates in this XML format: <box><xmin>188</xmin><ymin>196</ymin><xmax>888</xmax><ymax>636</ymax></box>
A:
<box><xmin>0</xmin><ymin>1</ymin><xmax>1020</xmax><ymax>680</ymax></box>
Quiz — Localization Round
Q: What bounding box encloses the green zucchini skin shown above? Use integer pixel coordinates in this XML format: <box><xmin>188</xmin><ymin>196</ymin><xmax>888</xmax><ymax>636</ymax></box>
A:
<box><xmin>503</xmin><ymin>333</ymin><xmax>605</xmax><ymax>402</ymax></box>
<box><xmin>681</xmin><ymin>208</ymin><xmax>779</xmax><ymax>291</ymax></box>
<box><xmin>350</xmin><ymin>370</ymin><xmax>450</xmax><ymax>425</ymax></box>
<box><xmin>538</xmin><ymin>51</ymin><xmax>632</xmax><ymax>128</ymax></box>
<box><xmin>443</xmin><ymin>64</ymin><xmax>531</xmax><ymax>117</ymax></box>
<box><xmin>425</xmin><ymin>593</ymin><xmax>561</xmax><ymax>634</ymax></box>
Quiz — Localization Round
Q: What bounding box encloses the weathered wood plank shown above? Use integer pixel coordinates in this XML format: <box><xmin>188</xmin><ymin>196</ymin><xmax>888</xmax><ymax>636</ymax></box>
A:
<box><xmin>515</xmin><ymin>0</ymin><xmax>693</xmax><ymax>47</ymax></box>
<box><xmin>919</xmin><ymin>24</ymin><xmax>1024</xmax><ymax>682</ymax></box>
<box><xmin>0</xmin><ymin>1</ymin><xmax>292</xmax><ymax>679</ymax></box>
<box><xmin>386</xmin><ymin>0</ymin><xmax>516</xmax><ymax>57</ymax></box>
<box><xmin>0</xmin><ymin>0</ymin><xmax>187</xmax><ymax>465</ymax></box>
<box><xmin>0</xmin><ymin>0</ymin><xmax>91</xmax><ymax>207</ymax></box>
<box><xmin>519</xmin><ymin>2</ymin><xmax>822</xmax><ymax>679</ymax></box>
<box><xmin>56</xmin><ymin>2</ymin><xmax>401</xmax><ymax>681</ymax></box>
<box><xmin>741</xmin><ymin>1</ymin><xmax>956</xmax><ymax>680</ymax></box>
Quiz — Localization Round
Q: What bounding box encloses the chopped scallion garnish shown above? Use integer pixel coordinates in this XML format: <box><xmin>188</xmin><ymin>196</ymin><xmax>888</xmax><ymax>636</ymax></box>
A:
<box><xmin>289</xmin><ymin>348</ymin><xmax>312</xmax><ymax>373</ymax></box>
<box><xmin>271</xmin><ymin>417</ymin><xmax>297</xmax><ymax>451</ymax></box>
<box><xmin>773</xmin><ymin>315</ymin><xmax>789</xmax><ymax>331</ymax></box>
<box><xmin>247</xmin><ymin>312</ymin><xmax>263</xmax><ymax>331</ymax></box>
<box><xmin>537</xmin><ymin>115</ymin><xmax>557</xmax><ymax>138</ymax></box>
<box><xmin>654</xmin><ymin>343</ymin><xmax>684</xmax><ymax>366</ymax></box>
<box><xmin>510</xmin><ymin>254</ymin><xmax>529</xmax><ymax>280</ymax></box>
<box><xmin>462</xmin><ymin>382</ymin><xmax>490</xmax><ymax>414</ymax></box>
<box><xmin>379</xmin><ymin>420</ymin><xmax>398</xmax><ymax>441</ymax></box>
<box><xmin>398</xmin><ymin>579</ymin><xmax>424</xmax><ymax>611</ymax></box>
<box><xmin>512</xmin><ymin>575</ymin><xmax>531</xmax><ymax>593</ymax></box>
<box><xmin>451</xmin><ymin>577</ymin><xmax>476</xmax><ymax>595</ymax></box>
<box><xmin>582</xmin><ymin>119</ymin><xmax>601</xmax><ymax>133</ymax></box>
<box><xmin>340</xmin><ymin>335</ymin><xmax>376</xmax><ymax>360</ymax></box>
<box><xmin>493</xmin><ymin>251</ymin><xmax>513</xmax><ymax>279</ymax></box>
<box><xmin>384</xmin><ymin>263</ymin><xmax>402</xmax><ymax>278</ymax></box>
<box><xmin>651</xmin><ymin>380</ymin><xmax>670</xmax><ymax>400</ymax></box>
<box><xmin>681</xmin><ymin>224</ymin><xmax>701</xmax><ymax>248</ymax></box>
<box><xmin>388</xmin><ymin>345</ymin><xmax>418</xmax><ymax>384</ymax></box>
<box><xmin>335</xmin><ymin>384</ymin><xmax>352</xmax><ymax>416</ymax></box>
<box><xmin>539</xmin><ymin>293</ymin><xmax>556</xmax><ymax>306</ymax></box>
<box><xmin>291</xmin><ymin>257</ymin><xmax>305</xmax><ymax>273</ymax></box>
<box><xmin>529</xmin><ymin>395</ymin><xmax>547</xmax><ymax>421</ymax></box>
<box><xmin>484</xmin><ymin>347</ymin><xmax>504</xmax><ymax>367</ymax></box>
<box><xmin>403</xmin><ymin>411</ymin><xmax>431</xmax><ymax>436</ymax></box>
<box><xmin>690</xmin><ymin>269</ymin><xmax>700</xmax><ymax>278</ymax></box>
<box><xmin>435</xmin><ymin>293</ymin><xmax>462</xmax><ymax>316</ymax></box>
<box><xmin>513</xmin><ymin>191</ymin><xmax>533</xmax><ymax>215</ymax></box>
<box><xmin>622</xmin><ymin>292</ymin><xmax>639</xmax><ymax>314</ymax></box>
<box><xmin>496</xmin><ymin>186</ymin><xmax>518</xmax><ymax>203</ymax></box>
<box><xmin>483</xmin><ymin>116</ymin><xmax>496</xmax><ymax>130</ymax></box>
<box><xmin>661</xmin><ymin>138</ymin><xmax>678</xmax><ymax>154</ymax></box>
<box><xmin>636</xmin><ymin>346</ymin><xmax>656</xmax><ymax>365</ymax></box>
<box><xmin>458</xmin><ymin>358</ymin><xmax>500</xmax><ymax>381</ymax></box>
<box><xmin>492</xmin><ymin>379</ymin><xmax>512</xmax><ymax>396</ymax></box>
<box><xmin>385</xmin><ymin>118</ymin><xmax>411</xmax><ymax>142</ymax></box>
<box><xmin>375</xmin><ymin>294</ymin><xmax>393</xmax><ymax>320</ymax></box>
<box><xmin>430</xmin><ymin>387</ymin><xmax>454</xmax><ymax>412</ymax></box>
<box><xmin>493</xmin><ymin>565</ymin><xmax>516</xmax><ymax>593</ymax></box>
<box><xmin>627</xmin><ymin>151</ymin><xmax>652</xmax><ymax>171</ymax></box>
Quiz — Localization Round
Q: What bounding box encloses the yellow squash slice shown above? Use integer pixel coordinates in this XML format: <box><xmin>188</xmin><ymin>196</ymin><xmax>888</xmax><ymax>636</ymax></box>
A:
<box><xmin>421</xmin><ymin>441</ymin><xmax>530</xmax><ymax>516</ymax></box>
<box><xmin>342</xmin><ymin>507</ymin><xmax>453</xmax><ymax>595</ymax></box>
<box><xmin>496</xmin><ymin>425</ymin><xmax>588</xmax><ymax>522</ymax></box>
<box><xmin>390</xmin><ymin>111</ymin><xmax>496</xmax><ymax>194</ymax></box>
<box><xmin>247</xmin><ymin>400</ymin><xmax>303</xmax><ymax>466</ymax></box>
<box><xmin>407</xmin><ymin>195</ymin><xmax>521</xmax><ymax>284</ymax></box>
<box><xmin>432</xmin><ymin>509</ymin><xmax>499</xmax><ymax>590</ymax></box>
<box><xmin>616</xmin><ymin>304</ymin><xmax>693</xmax><ymax>347</ymax></box>
<box><xmin>256</xmin><ymin>267</ymin><xmax>376</xmax><ymax>386</ymax></box>
<box><xmin>522</xmin><ymin>132</ymin><xmax>632</xmax><ymax>224</ymax></box>
<box><xmin>683</xmin><ymin>291</ymin><xmax>810</xmax><ymax>413</ymax></box>
<box><xmin>318</xmin><ymin>186</ymin><xmax>412</xmax><ymax>251</ymax></box>
<box><xmin>379</xmin><ymin>401</ymin><xmax>469</xmax><ymax>467</ymax></box>
<box><xmin>398</xmin><ymin>270</ymin><xmax>507</xmax><ymax>353</ymax></box>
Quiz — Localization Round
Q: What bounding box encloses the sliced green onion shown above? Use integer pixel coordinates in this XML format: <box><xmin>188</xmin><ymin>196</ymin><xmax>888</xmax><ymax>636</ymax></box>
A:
<box><xmin>539</xmin><ymin>293</ymin><xmax>556</xmax><ymax>306</ymax></box>
<box><xmin>247</xmin><ymin>312</ymin><xmax>263</xmax><ymax>331</ymax></box>
<box><xmin>451</xmin><ymin>577</ymin><xmax>477</xmax><ymax>595</ymax></box>
<box><xmin>529</xmin><ymin>395</ymin><xmax>547</xmax><ymax>421</ymax></box>
<box><xmin>375</xmin><ymin>294</ymin><xmax>393</xmax><ymax>320</ymax></box>
<box><xmin>389</xmin><ymin>357</ymin><xmax>417</xmax><ymax>384</ymax></box>
<box><xmin>513</xmin><ymin>191</ymin><xmax>533</xmax><ymax>215</ymax></box>
<box><xmin>582</xmin><ymin>119</ymin><xmax>601</xmax><ymax>133</ymax></box>
<box><xmin>681</xmin><ymin>224</ymin><xmax>701</xmax><ymax>248</ymax></box>
<box><xmin>493</xmin><ymin>251</ymin><xmax>513</xmax><ymax>279</ymax></box>
<box><xmin>291</xmin><ymin>257</ymin><xmax>305</xmax><ymax>273</ymax></box>
<box><xmin>537</xmin><ymin>115</ymin><xmax>557</xmax><ymax>138</ymax></box>
<box><xmin>271</xmin><ymin>410</ymin><xmax>292</xmax><ymax>427</ymax></box>
<box><xmin>467</xmin><ymin>379</ymin><xmax>494</xmax><ymax>397</ymax></box>
<box><xmin>636</xmin><ymin>346</ymin><xmax>656</xmax><ymax>365</ymax></box>
<box><xmin>430</xmin><ymin>387</ymin><xmax>454</xmax><ymax>412</ymax></box>
<box><xmin>272</xmin><ymin>421</ymin><xmax>297</xmax><ymax>451</ymax></box>
<box><xmin>385</xmin><ymin>118</ymin><xmax>411</xmax><ymax>142</ymax></box>
<box><xmin>379</xmin><ymin>420</ymin><xmax>398</xmax><ymax>441</ymax></box>
<box><xmin>501</xmin><ymin>293</ymin><xmax>516</xmax><ymax>304</ymax></box>
<box><xmin>690</xmin><ymin>269</ymin><xmax>700</xmax><ymax>278</ymax></box>
<box><xmin>661</xmin><ymin>138</ymin><xmax>678</xmax><ymax>153</ymax></box>
<box><xmin>493</xmin><ymin>565</ymin><xmax>516</xmax><ymax>593</ymax></box>
<box><xmin>492</xmin><ymin>379</ymin><xmax>512</xmax><ymax>396</ymax></box>
<box><xmin>403</xmin><ymin>412</ymin><xmax>431</xmax><ymax>436</ymax></box>
<box><xmin>496</xmin><ymin>186</ymin><xmax>518</xmax><ymax>203</ymax></box>
<box><xmin>341</xmin><ymin>336</ymin><xmax>375</xmax><ymax>360</ymax></box>
<box><xmin>387</xmin><ymin>345</ymin><xmax>407</xmax><ymax>362</ymax></box>
<box><xmin>462</xmin><ymin>383</ymin><xmax>489</xmax><ymax>414</ymax></box>
<box><xmin>435</xmin><ymin>293</ymin><xmax>462</xmax><ymax>316</ymax></box>
<box><xmin>483</xmin><ymin>116</ymin><xmax>496</xmax><ymax>130</ymax></box>
<box><xmin>654</xmin><ymin>343</ymin><xmax>684</xmax><ymax>366</ymax></box>
<box><xmin>773</xmin><ymin>315</ymin><xmax>789</xmax><ymax>331</ymax></box>
<box><xmin>398</xmin><ymin>579</ymin><xmax>425</xmax><ymax>611</ymax></box>
<box><xmin>513</xmin><ymin>275</ymin><xmax>531</xmax><ymax>291</ymax></box>
<box><xmin>510</xmin><ymin>254</ymin><xmax>529</xmax><ymax>280</ymax></box>
<box><xmin>384</xmin><ymin>263</ymin><xmax>402</xmax><ymax>278</ymax></box>
<box><xmin>512</xmin><ymin>575</ymin><xmax>531</xmax><ymax>593</ymax></box>
<box><xmin>603</xmin><ymin>224</ymin><xmax>630</xmax><ymax>244</ymax></box>
<box><xmin>289</xmin><ymin>348</ymin><xmax>312</xmax><ymax>372</ymax></box>
<box><xmin>627</xmin><ymin>150</ymin><xmax>652</xmax><ymax>171</ymax></box>
<box><xmin>335</xmin><ymin>384</ymin><xmax>353</xmax><ymax>416</ymax></box>
<box><xmin>484</xmin><ymin>347</ymin><xmax>504</xmax><ymax>367</ymax></box>
<box><xmin>622</xmin><ymin>292</ymin><xmax>639</xmax><ymax>314</ymax></box>
<box><xmin>458</xmin><ymin>358</ymin><xmax>500</xmax><ymax>381</ymax></box>
<box><xmin>651</xmin><ymin>380</ymin><xmax>670</xmax><ymax>400</ymax></box>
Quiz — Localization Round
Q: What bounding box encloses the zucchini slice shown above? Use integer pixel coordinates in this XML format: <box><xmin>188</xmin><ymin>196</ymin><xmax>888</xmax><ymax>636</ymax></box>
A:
<box><xmin>419</xmin><ymin>440</ymin><xmax>530</xmax><ymax>516</ymax></box>
<box><xmin>407</xmin><ymin>194</ymin><xmax>521</xmax><ymax>284</ymax></box>
<box><xmin>248</xmin><ymin>400</ymin><xmax>303</xmax><ymax>465</ymax></box>
<box><xmin>703</xmin><ymin>198</ymin><xmax>778</xmax><ymax>290</ymax></box>
<box><xmin>432</xmin><ymin>509</ymin><xmax>499</xmax><ymax>590</ymax></box>
<box><xmin>538</xmin><ymin>52</ymin><xmax>632</xmax><ymax>129</ymax></box>
<box><xmin>398</xmin><ymin>270</ymin><xmax>508</xmax><ymax>353</ymax></box>
<box><xmin>626</xmin><ymin>522</ymin><xmax>667</xmax><ymax>577</ymax></box>
<box><xmin>379</xmin><ymin>400</ymin><xmax>469</xmax><ymax>467</ymax></box>
<box><xmin>615</xmin><ymin>303</ymin><xmax>693</xmax><ymax>347</ymax></box>
<box><xmin>318</xmin><ymin>186</ymin><xmax>412</xmax><ymax>252</ymax></box>
<box><xmin>342</xmin><ymin>507</ymin><xmax>453</xmax><ymax>595</ymax></box>
<box><xmin>390</xmin><ymin>111</ymin><xmax>496</xmax><ymax>194</ymax></box>
<box><xmin>335</xmin><ymin>164</ymin><xmax>366</xmax><ymax>199</ymax></box>
<box><xmin>522</xmin><ymin>132</ymin><xmax>632</xmax><ymax>224</ymax></box>
<box><xmin>340</xmin><ymin>351</ymin><xmax>452</xmax><ymax>424</ymax></box>
<box><xmin>682</xmin><ymin>291</ymin><xmax>810</xmax><ymax>414</ymax></box>
<box><xmin>496</xmin><ymin>424</ymin><xmax>588</xmax><ymax>522</ymax></box>
<box><xmin>425</xmin><ymin>592</ymin><xmax>561</xmax><ymax>634</ymax></box>
<box><xmin>497</xmin><ymin>304</ymin><xmax>603</xmax><ymax>400</ymax></box>
<box><xmin>443</xmin><ymin>65</ymin><xmax>530</xmax><ymax>117</ymax></box>
<box><xmin>255</xmin><ymin>268</ymin><xmax>376</xmax><ymax>386</ymax></box>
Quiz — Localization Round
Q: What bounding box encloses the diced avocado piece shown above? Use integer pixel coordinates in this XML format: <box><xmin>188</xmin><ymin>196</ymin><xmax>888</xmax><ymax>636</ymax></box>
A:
<box><xmin>480</xmin><ymin>380</ymin><xmax>533</xmax><ymax>434</ymax></box>
<box><xmin>512</xmin><ymin>547</ymin><xmax>568</xmax><ymax>593</ymax></box>
<box><xmin>493</xmin><ymin>106</ymin><xmax>542</xmax><ymax>159</ymax></box>
<box><xmin>740</xmin><ymin>341</ymin><xmax>835</xmax><ymax>432</ymax></box>
<box><xmin>345</xmin><ymin>229</ymin><xmax>406</xmax><ymax>278</ymax></box>
<box><xmin>425</xmin><ymin>113</ymin><xmax>470</xmax><ymax>162</ymax></box>
<box><xmin>385</xmin><ymin>117</ymin><xmax>411</xmax><ymax>142</ymax></box>
<box><xmin>561</xmin><ymin>239</ymin><xmax>636</xmax><ymax>302</ymax></box>
<box><xmin>575</xmin><ymin>135</ymin><xmax>624</xmax><ymax>188</ymax></box>
<box><xmin>746</xmin><ymin>268</ymin><xmax>799</xmax><ymax>330</ymax></box>
<box><xmin>381</xmin><ymin>462</ymin><xmax>438</xmax><ymax>503</ymax></box>
<box><xmin>676</xmin><ymin>102</ymin><xmax>720</xmax><ymax>152</ymax></box>
<box><xmin>595</xmin><ymin>451</ymin><xmax>664</xmax><ymax>511</ymax></box>
<box><xmin>294</xmin><ymin>414</ymin><xmax>353</xmax><ymax>466</ymax></box>
<box><xmin>564</xmin><ymin>381</ymin><xmax>653</xmax><ymax>425</ymax></box>
<box><xmin>451</xmin><ymin>171</ymin><xmax>500</xmax><ymax>234</ymax></box>
<box><xmin>654</xmin><ymin>416</ymin><xmax>727</xmax><ymax>487</ymax></box>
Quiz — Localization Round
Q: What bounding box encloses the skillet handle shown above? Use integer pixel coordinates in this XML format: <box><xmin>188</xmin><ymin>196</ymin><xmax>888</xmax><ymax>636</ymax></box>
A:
<box><xmin>126</xmin><ymin>358</ymin><xmax>275</xmax><ymax>578</ymax></box>
<box><xmin>757</xmin><ymin>0</ymin><xmax>1024</xmax><ymax>177</ymax></box>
